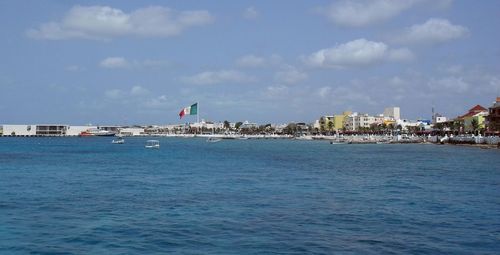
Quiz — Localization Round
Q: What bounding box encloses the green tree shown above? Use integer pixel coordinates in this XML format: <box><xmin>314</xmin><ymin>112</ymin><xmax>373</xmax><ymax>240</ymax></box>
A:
<box><xmin>471</xmin><ymin>118</ymin><xmax>479</xmax><ymax>133</ymax></box>
<box><xmin>284</xmin><ymin>123</ymin><xmax>298</xmax><ymax>135</ymax></box>
<box><xmin>327</xmin><ymin>121</ymin><xmax>334</xmax><ymax>134</ymax></box>
<box><xmin>235</xmin><ymin>122</ymin><xmax>243</xmax><ymax>129</ymax></box>
<box><xmin>223</xmin><ymin>120</ymin><xmax>230</xmax><ymax>130</ymax></box>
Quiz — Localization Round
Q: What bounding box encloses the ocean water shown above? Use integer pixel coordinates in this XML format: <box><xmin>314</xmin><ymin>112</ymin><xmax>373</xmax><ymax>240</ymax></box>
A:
<box><xmin>0</xmin><ymin>137</ymin><xmax>499</xmax><ymax>254</ymax></box>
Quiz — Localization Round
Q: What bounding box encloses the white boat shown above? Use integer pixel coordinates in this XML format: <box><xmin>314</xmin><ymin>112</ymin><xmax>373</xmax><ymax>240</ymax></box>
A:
<box><xmin>295</xmin><ymin>135</ymin><xmax>313</xmax><ymax>140</ymax></box>
<box><xmin>207</xmin><ymin>137</ymin><xmax>221</xmax><ymax>143</ymax></box>
<box><xmin>145</xmin><ymin>140</ymin><xmax>160</xmax><ymax>148</ymax></box>
<box><xmin>112</xmin><ymin>137</ymin><xmax>125</xmax><ymax>144</ymax></box>
<box><xmin>329</xmin><ymin>141</ymin><xmax>345</xmax><ymax>144</ymax></box>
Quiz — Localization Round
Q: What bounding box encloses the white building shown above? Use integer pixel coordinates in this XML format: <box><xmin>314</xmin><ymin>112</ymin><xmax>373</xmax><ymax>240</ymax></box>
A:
<box><xmin>66</xmin><ymin>125</ymin><xmax>97</xmax><ymax>136</ymax></box>
<box><xmin>313</xmin><ymin>120</ymin><xmax>320</xmax><ymax>129</ymax></box>
<box><xmin>2</xmin><ymin>125</ymin><xmax>38</xmax><ymax>136</ymax></box>
<box><xmin>345</xmin><ymin>113</ymin><xmax>384</xmax><ymax>131</ymax></box>
<box><xmin>240</xmin><ymin>120</ymin><xmax>258</xmax><ymax>129</ymax></box>
<box><xmin>384</xmin><ymin>107</ymin><xmax>401</xmax><ymax>120</ymax></box>
<box><xmin>435</xmin><ymin>116</ymin><xmax>447</xmax><ymax>123</ymax></box>
<box><xmin>119</xmin><ymin>127</ymin><xmax>145</xmax><ymax>136</ymax></box>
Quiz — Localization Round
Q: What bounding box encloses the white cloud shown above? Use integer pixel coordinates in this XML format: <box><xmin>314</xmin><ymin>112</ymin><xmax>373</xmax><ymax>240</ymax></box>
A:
<box><xmin>27</xmin><ymin>5</ymin><xmax>214</xmax><ymax>40</ymax></box>
<box><xmin>181</xmin><ymin>70</ymin><xmax>256</xmax><ymax>85</ymax></box>
<box><xmin>130</xmin><ymin>85</ymin><xmax>150</xmax><ymax>96</ymax></box>
<box><xmin>236</xmin><ymin>54</ymin><xmax>283</xmax><ymax>68</ymax></box>
<box><xmin>323</xmin><ymin>0</ymin><xmax>416</xmax><ymax>27</ymax></box>
<box><xmin>304</xmin><ymin>39</ymin><xmax>412</xmax><ymax>68</ymax></box>
<box><xmin>387</xmin><ymin>48</ymin><xmax>415</xmax><ymax>61</ymax></box>
<box><xmin>236</xmin><ymin>55</ymin><xmax>266</xmax><ymax>68</ymax></box>
<box><xmin>428</xmin><ymin>76</ymin><xmax>469</xmax><ymax>93</ymax></box>
<box><xmin>99</xmin><ymin>57</ymin><xmax>129</xmax><ymax>69</ymax></box>
<box><xmin>243</xmin><ymin>7</ymin><xmax>259</xmax><ymax>20</ymax></box>
<box><xmin>105</xmin><ymin>89</ymin><xmax>124</xmax><ymax>99</ymax></box>
<box><xmin>274</xmin><ymin>66</ymin><xmax>308</xmax><ymax>84</ymax></box>
<box><xmin>143</xmin><ymin>95</ymin><xmax>171</xmax><ymax>109</ymax></box>
<box><xmin>317</xmin><ymin>86</ymin><xmax>332</xmax><ymax>98</ymax></box>
<box><xmin>395</xmin><ymin>18</ymin><xmax>468</xmax><ymax>44</ymax></box>
<box><xmin>99</xmin><ymin>57</ymin><xmax>170</xmax><ymax>70</ymax></box>
<box><xmin>264</xmin><ymin>85</ymin><xmax>289</xmax><ymax>99</ymax></box>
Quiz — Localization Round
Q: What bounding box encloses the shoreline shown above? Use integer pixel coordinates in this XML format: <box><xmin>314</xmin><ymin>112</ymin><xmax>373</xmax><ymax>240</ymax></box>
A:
<box><xmin>1</xmin><ymin>134</ymin><xmax>498</xmax><ymax>149</ymax></box>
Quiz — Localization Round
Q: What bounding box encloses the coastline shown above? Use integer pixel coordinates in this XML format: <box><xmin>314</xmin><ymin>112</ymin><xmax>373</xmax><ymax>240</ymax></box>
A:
<box><xmin>2</xmin><ymin>134</ymin><xmax>498</xmax><ymax>149</ymax></box>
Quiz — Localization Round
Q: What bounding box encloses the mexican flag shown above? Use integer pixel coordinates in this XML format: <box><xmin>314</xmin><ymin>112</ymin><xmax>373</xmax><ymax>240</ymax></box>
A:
<box><xmin>179</xmin><ymin>103</ymin><xmax>198</xmax><ymax>119</ymax></box>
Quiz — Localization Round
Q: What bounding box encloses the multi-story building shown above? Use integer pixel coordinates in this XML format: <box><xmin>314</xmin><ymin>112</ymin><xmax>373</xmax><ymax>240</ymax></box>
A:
<box><xmin>35</xmin><ymin>125</ymin><xmax>67</xmax><ymax>136</ymax></box>
<box><xmin>2</xmin><ymin>125</ymin><xmax>37</xmax><ymax>136</ymax></box>
<box><xmin>383</xmin><ymin>107</ymin><xmax>401</xmax><ymax>120</ymax></box>
<box><xmin>486</xmin><ymin>97</ymin><xmax>500</xmax><ymax>133</ymax></box>
<box><xmin>2</xmin><ymin>124</ymin><xmax>68</xmax><ymax>136</ymax></box>
<box><xmin>457</xmin><ymin>105</ymin><xmax>488</xmax><ymax>132</ymax></box>
<box><xmin>319</xmin><ymin>116</ymin><xmax>334</xmax><ymax>131</ymax></box>
<box><xmin>319</xmin><ymin>111</ymin><xmax>351</xmax><ymax>132</ymax></box>
<box><xmin>345</xmin><ymin>113</ymin><xmax>384</xmax><ymax>131</ymax></box>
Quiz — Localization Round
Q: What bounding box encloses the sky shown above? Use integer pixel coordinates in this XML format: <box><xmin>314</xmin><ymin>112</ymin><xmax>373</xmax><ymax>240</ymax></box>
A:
<box><xmin>0</xmin><ymin>0</ymin><xmax>499</xmax><ymax>125</ymax></box>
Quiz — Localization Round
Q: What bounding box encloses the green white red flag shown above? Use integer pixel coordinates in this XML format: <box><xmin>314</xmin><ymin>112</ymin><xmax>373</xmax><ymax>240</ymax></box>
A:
<box><xmin>179</xmin><ymin>103</ymin><xmax>198</xmax><ymax>119</ymax></box>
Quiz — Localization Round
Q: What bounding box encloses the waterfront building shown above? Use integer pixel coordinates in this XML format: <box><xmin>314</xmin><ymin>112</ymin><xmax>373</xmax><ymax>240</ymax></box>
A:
<box><xmin>383</xmin><ymin>107</ymin><xmax>401</xmax><ymax>120</ymax></box>
<box><xmin>486</xmin><ymin>97</ymin><xmax>500</xmax><ymax>133</ymax></box>
<box><xmin>2</xmin><ymin>125</ymin><xmax>37</xmax><ymax>136</ymax></box>
<box><xmin>240</xmin><ymin>120</ymin><xmax>258</xmax><ymax>129</ymax></box>
<box><xmin>313</xmin><ymin>120</ymin><xmax>320</xmax><ymax>130</ymax></box>
<box><xmin>35</xmin><ymin>125</ymin><xmax>67</xmax><ymax>136</ymax></box>
<box><xmin>345</xmin><ymin>113</ymin><xmax>384</xmax><ymax>131</ymax></box>
<box><xmin>396</xmin><ymin>119</ymin><xmax>428</xmax><ymax>131</ymax></box>
<box><xmin>2</xmin><ymin>124</ymin><xmax>68</xmax><ymax>136</ymax></box>
<box><xmin>333</xmin><ymin>111</ymin><xmax>352</xmax><ymax>131</ymax></box>
<box><xmin>457</xmin><ymin>105</ymin><xmax>488</xmax><ymax>132</ymax></box>
<box><xmin>319</xmin><ymin>111</ymin><xmax>350</xmax><ymax>132</ymax></box>
<box><xmin>435</xmin><ymin>116</ymin><xmax>447</xmax><ymax>123</ymax></box>
<box><xmin>319</xmin><ymin>116</ymin><xmax>334</xmax><ymax>131</ymax></box>
<box><xmin>119</xmin><ymin>127</ymin><xmax>145</xmax><ymax>136</ymax></box>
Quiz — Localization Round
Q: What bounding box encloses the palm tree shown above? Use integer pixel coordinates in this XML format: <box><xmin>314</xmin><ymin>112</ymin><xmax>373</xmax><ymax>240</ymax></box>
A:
<box><xmin>327</xmin><ymin>121</ymin><xmax>334</xmax><ymax>134</ymax></box>
<box><xmin>471</xmin><ymin>118</ymin><xmax>479</xmax><ymax>134</ymax></box>
<box><xmin>223</xmin><ymin>120</ymin><xmax>230</xmax><ymax>130</ymax></box>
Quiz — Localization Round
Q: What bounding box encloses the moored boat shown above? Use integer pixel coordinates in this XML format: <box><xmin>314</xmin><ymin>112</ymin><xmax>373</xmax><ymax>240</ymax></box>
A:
<box><xmin>145</xmin><ymin>140</ymin><xmax>160</xmax><ymax>148</ymax></box>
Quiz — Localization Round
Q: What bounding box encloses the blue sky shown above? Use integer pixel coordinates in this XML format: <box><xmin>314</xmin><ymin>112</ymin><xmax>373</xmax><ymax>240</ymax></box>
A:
<box><xmin>1</xmin><ymin>0</ymin><xmax>499</xmax><ymax>125</ymax></box>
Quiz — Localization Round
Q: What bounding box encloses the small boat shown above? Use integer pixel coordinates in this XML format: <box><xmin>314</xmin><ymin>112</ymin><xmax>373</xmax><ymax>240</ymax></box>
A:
<box><xmin>376</xmin><ymin>141</ymin><xmax>391</xmax><ymax>144</ymax></box>
<box><xmin>207</xmin><ymin>137</ymin><xmax>221</xmax><ymax>143</ymax></box>
<box><xmin>79</xmin><ymin>129</ymin><xmax>116</xmax><ymax>137</ymax></box>
<box><xmin>330</xmin><ymin>141</ymin><xmax>345</xmax><ymax>144</ymax></box>
<box><xmin>295</xmin><ymin>135</ymin><xmax>313</xmax><ymax>140</ymax></box>
<box><xmin>145</xmin><ymin>140</ymin><xmax>160</xmax><ymax>148</ymax></box>
<box><xmin>112</xmin><ymin>137</ymin><xmax>125</xmax><ymax>144</ymax></box>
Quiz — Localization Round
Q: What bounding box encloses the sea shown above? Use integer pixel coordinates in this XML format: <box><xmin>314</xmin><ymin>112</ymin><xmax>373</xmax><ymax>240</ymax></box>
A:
<box><xmin>0</xmin><ymin>137</ymin><xmax>499</xmax><ymax>254</ymax></box>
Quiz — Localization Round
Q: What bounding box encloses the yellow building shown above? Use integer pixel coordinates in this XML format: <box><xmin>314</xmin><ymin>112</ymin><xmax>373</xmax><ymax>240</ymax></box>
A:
<box><xmin>463</xmin><ymin>113</ymin><xmax>487</xmax><ymax>132</ymax></box>
<box><xmin>320</xmin><ymin>111</ymin><xmax>351</xmax><ymax>132</ymax></box>
<box><xmin>458</xmin><ymin>105</ymin><xmax>488</xmax><ymax>132</ymax></box>
<box><xmin>383</xmin><ymin>119</ymin><xmax>396</xmax><ymax>126</ymax></box>
<box><xmin>319</xmin><ymin>116</ymin><xmax>334</xmax><ymax>131</ymax></box>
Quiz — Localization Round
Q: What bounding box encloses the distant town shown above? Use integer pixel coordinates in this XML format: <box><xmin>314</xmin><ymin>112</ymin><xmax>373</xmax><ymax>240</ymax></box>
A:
<box><xmin>1</xmin><ymin>97</ymin><xmax>499</xmax><ymax>144</ymax></box>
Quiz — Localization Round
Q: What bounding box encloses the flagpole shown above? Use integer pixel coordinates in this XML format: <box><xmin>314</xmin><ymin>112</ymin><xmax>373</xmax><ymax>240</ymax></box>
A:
<box><xmin>197</xmin><ymin>102</ymin><xmax>200</xmax><ymax>135</ymax></box>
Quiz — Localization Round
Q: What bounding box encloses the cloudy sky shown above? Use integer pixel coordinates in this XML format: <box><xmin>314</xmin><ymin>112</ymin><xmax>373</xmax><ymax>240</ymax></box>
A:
<box><xmin>1</xmin><ymin>0</ymin><xmax>499</xmax><ymax>125</ymax></box>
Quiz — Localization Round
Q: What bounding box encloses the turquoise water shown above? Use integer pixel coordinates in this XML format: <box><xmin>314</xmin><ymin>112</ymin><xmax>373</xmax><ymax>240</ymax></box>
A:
<box><xmin>0</xmin><ymin>137</ymin><xmax>499</xmax><ymax>254</ymax></box>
